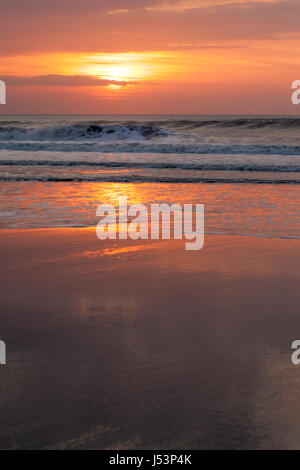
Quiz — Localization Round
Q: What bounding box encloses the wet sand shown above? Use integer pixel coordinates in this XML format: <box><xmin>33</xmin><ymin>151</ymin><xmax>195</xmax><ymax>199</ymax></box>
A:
<box><xmin>0</xmin><ymin>228</ymin><xmax>300</xmax><ymax>449</ymax></box>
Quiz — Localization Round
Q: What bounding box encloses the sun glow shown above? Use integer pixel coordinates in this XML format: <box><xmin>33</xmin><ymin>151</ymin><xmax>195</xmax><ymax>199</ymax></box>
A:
<box><xmin>101</xmin><ymin>65</ymin><xmax>133</xmax><ymax>82</ymax></box>
<box><xmin>108</xmin><ymin>83</ymin><xmax>122</xmax><ymax>90</ymax></box>
<box><xmin>0</xmin><ymin>51</ymin><xmax>179</xmax><ymax>90</ymax></box>
<box><xmin>79</xmin><ymin>57</ymin><xmax>146</xmax><ymax>84</ymax></box>
<box><xmin>78</xmin><ymin>53</ymin><xmax>168</xmax><ymax>85</ymax></box>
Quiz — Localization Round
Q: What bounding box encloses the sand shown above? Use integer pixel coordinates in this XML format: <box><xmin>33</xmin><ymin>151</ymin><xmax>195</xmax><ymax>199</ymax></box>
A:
<box><xmin>0</xmin><ymin>228</ymin><xmax>299</xmax><ymax>449</ymax></box>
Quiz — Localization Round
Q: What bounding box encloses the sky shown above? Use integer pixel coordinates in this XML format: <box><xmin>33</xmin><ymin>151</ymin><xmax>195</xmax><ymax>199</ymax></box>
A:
<box><xmin>1</xmin><ymin>0</ymin><xmax>300</xmax><ymax>114</ymax></box>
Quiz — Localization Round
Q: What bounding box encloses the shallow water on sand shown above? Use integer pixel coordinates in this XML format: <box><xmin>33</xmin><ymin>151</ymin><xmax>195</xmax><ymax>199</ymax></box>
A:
<box><xmin>0</xmin><ymin>181</ymin><xmax>299</xmax><ymax>241</ymax></box>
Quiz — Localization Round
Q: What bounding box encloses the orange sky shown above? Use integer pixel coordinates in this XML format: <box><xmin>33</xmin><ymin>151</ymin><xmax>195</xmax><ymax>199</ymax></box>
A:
<box><xmin>1</xmin><ymin>0</ymin><xmax>300</xmax><ymax>114</ymax></box>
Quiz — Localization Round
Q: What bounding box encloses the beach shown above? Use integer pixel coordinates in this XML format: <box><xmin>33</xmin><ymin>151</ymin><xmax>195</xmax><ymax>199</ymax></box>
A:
<box><xmin>0</xmin><ymin>227</ymin><xmax>299</xmax><ymax>449</ymax></box>
<box><xmin>0</xmin><ymin>115</ymin><xmax>300</xmax><ymax>449</ymax></box>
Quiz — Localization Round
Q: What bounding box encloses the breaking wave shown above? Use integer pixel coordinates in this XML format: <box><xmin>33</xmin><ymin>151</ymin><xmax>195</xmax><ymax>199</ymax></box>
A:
<box><xmin>147</xmin><ymin>117</ymin><xmax>300</xmax><ymax>129</ymax></box>
<box><xmin>0</xmin><ymin>123</ymin><xmax>170</xmax><ymax>142</ymax></box>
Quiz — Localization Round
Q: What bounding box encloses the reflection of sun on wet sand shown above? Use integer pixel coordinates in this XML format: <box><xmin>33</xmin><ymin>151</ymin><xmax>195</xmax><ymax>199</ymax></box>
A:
<box><xmin>0</xmin><ymin>228</ymin><xmax>300</xmax><ymax>449</ymax></box>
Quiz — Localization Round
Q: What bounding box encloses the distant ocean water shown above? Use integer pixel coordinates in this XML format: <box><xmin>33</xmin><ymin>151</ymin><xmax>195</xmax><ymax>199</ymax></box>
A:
<box><xmin>0</xmin><ymin>115</ymin><xmax>299</xmax><ymax>236</ymax></box>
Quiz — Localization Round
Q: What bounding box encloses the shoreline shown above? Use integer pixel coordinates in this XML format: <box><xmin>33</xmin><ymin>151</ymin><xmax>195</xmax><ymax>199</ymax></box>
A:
<box><xmin>0</xmin><ymin>226</ymin><xmax>299</xmax><ymax>241</ymax></box>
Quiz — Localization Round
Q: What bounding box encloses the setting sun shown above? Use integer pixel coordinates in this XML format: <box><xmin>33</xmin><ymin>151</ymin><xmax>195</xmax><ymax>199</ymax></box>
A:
<box><xmin>76</xmin><ymin>52</ymin><xmax>176</xmax><ymax>87</ymax></box>
<box><xmin>78</xmin><ymin>54</ymin><xmax>154</xmax><ymax>84</ymax></box>
<box><xmin>101</xmin><ymin>65</ymin><xmax>132</xmax><ymax>82</ymax></box>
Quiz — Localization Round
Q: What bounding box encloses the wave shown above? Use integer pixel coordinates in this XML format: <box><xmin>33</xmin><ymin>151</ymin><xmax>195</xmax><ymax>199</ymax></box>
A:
<box><xmin>2</xmin><ymin>118</ymin><xmax>300</xmax><ymax>139</ymax></box>
<box><xmin>147</xmin><ymin>117</ymin><xmax>300</xmax><ymax>129</ymax></box>
<box><xmin>1</xmin><ymin>140</ymin><xmax>300</xmax><ymax>156</ymax></box>
<box><xmin>0</xmin><ymin>123</ymin><xmax>170</xmax><ymax>142</ymax></box>
<box><xmin>2</xmin><ymin>118</ymin><xmax>300</xmax><ymax>142</ymax></box>
<box><xmin>2</xmin><ymin>118</ymin><xmax>300</xmax><ymax>157</ymax></box>
<box><xmin>1</xmin><ymin>159</ymin><xmax>300</xmax><ymax>173</ymax></box>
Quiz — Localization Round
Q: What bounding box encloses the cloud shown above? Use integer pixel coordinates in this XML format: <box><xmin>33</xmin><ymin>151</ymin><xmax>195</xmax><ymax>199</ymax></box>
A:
<box><xmin>147</xmin><ymin>0</ymin><xmax>277</xmax><ymax>11</ymax></box>
<box><xmin>1</xmin><ymin>74</ymin><xmax>135</xmax><ymax>86</ymax></box>
<box><xmin>0</xmin><ymin>0</ymin><xmax>164</xmax><ymax>16</ymax></box>
<box><xmin>0</xmin><ymin>0</ymin><xmax>298</xmax><ymax>55</ymax></box>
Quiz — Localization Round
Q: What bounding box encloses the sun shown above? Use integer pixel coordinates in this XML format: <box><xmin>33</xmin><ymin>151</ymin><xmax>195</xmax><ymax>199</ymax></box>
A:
<box><xmin>101</xmin><ymin>65</ymin><xmax>132</xmax><ymax>82</ymax></box>
<box><xmin>78</xmin><ymin>54</ymin><xmax>154</xmax><ymax>87</ymax></box>
<box><xmin>79</xmin><ymin>61</ymin><xmax>138</xmax><ymax>84</ymax></box>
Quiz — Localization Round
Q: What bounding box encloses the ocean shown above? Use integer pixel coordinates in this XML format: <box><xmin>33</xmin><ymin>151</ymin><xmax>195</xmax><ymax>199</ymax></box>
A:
<box><xmin>0</xmin><ymin>115</ymin><xmax>299</xmax><ymax>237</ymax></box>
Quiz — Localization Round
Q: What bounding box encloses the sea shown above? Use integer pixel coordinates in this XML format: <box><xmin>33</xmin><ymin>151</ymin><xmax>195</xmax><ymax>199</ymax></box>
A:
<box><xmin>0</xmin><ymin>114</ymin><xmax>299</xmax><ymax>237</ymax></box>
